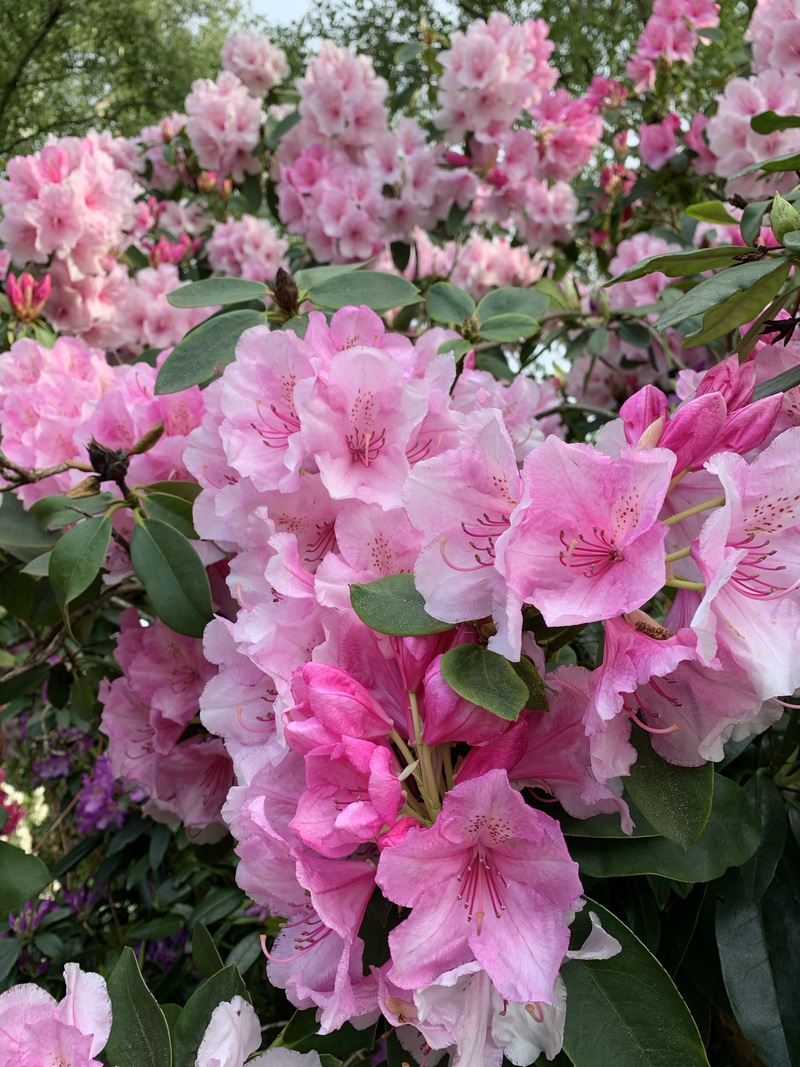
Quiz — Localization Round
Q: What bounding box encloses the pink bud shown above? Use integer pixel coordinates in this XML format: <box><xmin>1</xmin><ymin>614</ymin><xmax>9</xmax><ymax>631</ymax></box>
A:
<box><xmin>714</xmin><ymin>395</ymin><xmax>781</xmax><ymax>457</ymax></box>
<box><xmin>696</xmin><ymin>354</ymin><xmax>755</xmax><ymax>410</ymax></box>
<box><xmin>660</xmin><ymin>393</ymin><xmax>728</xmax><ymax>470</ymax></box>
<box><xmin>620</xmin><ymin>385</ymin><xmax>669</xmax><ymax>446</ymax></box>
<box><xmin>6</xmin><ymin>270</ymin><xmax>51</xmax><ymax>323</ymax></box>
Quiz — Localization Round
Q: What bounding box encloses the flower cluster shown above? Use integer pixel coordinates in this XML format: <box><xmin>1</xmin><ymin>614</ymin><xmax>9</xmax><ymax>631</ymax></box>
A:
<box><xmin>626</xmin><ymin>0</ymin><xmax>720</xmax><ymax>91</ymax></box>
<box><xmin>206</xmin><ymin>214</ymin><xmax>289</xmax><ymax>282</ymax></box>
<box><xmin>185</xmin><ymin>71</ymin><xmax>265</xmax><ymax>183</ymax></box>
<box><xmin>221</xmin><ymin>32</ymin><xmax>290</xmax><ymax>97</ymax></box>
<box><xmin>99</xmin><ymin>610</ymin><xmax>232</xmax><ymax>836</ymax></box>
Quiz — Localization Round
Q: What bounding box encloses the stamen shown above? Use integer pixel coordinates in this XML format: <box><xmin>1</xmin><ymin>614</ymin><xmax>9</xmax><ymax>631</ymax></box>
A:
<box><xmin>525</xmin><ymin>1003</ymin><xmax>545</xmax><ymax>1023</ymax></box>
<box><xmin>559</xmin><ymin>526</ymin><xmax>623</xmax><ymax>577</ymax></box>
<box><xmin>439</xmin><ymin>537</ymin><xmax>489</xmax><ymax>572</ymax></box>
<box><xmin>628</xmin><ymin>705</ymin><xmax>680</xmax><ymax>734</ymax></box>
<box><xmin>346</xmin><ymin>427</ymin><xmax>387</xmax><ymax>467</ymax></box>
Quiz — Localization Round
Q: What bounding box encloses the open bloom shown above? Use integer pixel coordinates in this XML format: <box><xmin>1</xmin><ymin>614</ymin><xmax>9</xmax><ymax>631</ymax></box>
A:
<box><xmin>376</xmin><ymin>769</ymin><xmax>582</xmax><ymax>1005</ymax></box>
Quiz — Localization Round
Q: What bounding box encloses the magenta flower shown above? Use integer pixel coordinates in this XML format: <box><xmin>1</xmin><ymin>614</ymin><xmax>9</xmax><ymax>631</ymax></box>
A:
<box><xmin>497</xmin><ymin>437</ymin><xmax>674</xmax><ymax>627</ymax></box>
<box><xmin>376</xmin><ymin>769</ymin><xmax>582</xmax><ymax>1005</ymax></box>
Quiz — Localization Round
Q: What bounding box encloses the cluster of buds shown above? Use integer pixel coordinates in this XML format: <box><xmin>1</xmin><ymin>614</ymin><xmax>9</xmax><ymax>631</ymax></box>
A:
<box><xmin>142</xmin><ymin>232</ymin><xmax>201</xmax><ymax>268</ymax></box>
<box><xmin>5</xmin><ymin>272</ymin><xmax>51</xmax><ymax>324</ymax></box>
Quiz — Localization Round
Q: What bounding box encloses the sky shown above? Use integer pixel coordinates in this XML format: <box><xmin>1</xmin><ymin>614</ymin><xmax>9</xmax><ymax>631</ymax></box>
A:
<box><xmin>248</xmin><ymin>0</ymin><xmax>313</xmax><ymax>25</ymax></box>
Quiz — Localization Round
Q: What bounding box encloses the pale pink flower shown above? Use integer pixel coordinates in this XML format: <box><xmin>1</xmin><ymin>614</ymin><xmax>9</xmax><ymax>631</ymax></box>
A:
<box><xmin>221</xmin><ymin>33</ymin><xmax>290</xmax><ymax>97</ymax></box>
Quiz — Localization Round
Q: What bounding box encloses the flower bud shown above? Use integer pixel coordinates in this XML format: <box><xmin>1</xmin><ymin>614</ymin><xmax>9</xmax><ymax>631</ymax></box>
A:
<box><xmin>769</xmin><ymin>193</ymin><xmax>800</xmax><ymax>244</ymax></box>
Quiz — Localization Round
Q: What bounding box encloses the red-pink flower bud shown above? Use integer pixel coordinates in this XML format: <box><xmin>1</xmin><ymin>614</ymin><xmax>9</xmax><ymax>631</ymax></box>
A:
<box><xmin>697</xmin><ymin>354</ymin><xmax>755</xmax><ymax>410</ymax></box>
<box><xmin>6</xmin><ymin>270</ymin><xmax>51</xmax><ymax>323</ymax></box>
<box><xmin>620</xmin><ymin>384</ymin><xmax>669</xmax><ymax>446</ymax></box>
<box><xmin>713</xmin><ymin>395</ymin><xmax>781</xmax><ymax>457</ymax></box>
<box><xmin>659</xmin><ymin>392</ymin><xmax>727</xmax><ymax>470</ymax></box>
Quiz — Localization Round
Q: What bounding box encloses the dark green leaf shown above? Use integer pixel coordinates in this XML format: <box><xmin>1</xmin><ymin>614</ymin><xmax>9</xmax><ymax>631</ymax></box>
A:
<box><xmin>751</xmin><ymin>110</ymin><xmax>800</xmax><ymax>135</ymax></box>
<box><xmin>21</xmin><ymin>550</ymin><xmax>51</xmax><ymax>576</ymax></box>
<box><xmin>557</xmin><ymin>803</ymin><xmax>658</xmax><ymax>838</ymax></box>
<box><xmin>309</xmin><ymin>270</ymin><xmax>420</xmax><ymax>313</ymax></box>
<box><xmin>0</xmin><ymin>663</ymin><xmax>49</xmax><ymax>704</ymax></box>
<box><xmin>562</xmin><ymin>902</ymin><xmax>710</xmax><ymax>1067</ymax></box>
<box><xmin>731</xmin><ymin>150</ymin><xmax>800</xmax><ymax>177</ymax></box>
<box><xmin>105</xmin><ymin>947</ymin><xmax>171</xmax><ymax>1067</ymax></box>
<box><xmin>148</xmin><ymin>823</ymin><xmax>171</xmax><ymax>870</ymax></box>
<box><xmin>265</xmin><ymin>109</ymin><xmax>301</xmax><ymax>150</ymax></box>
<box><xmin>426</xmin><ymin>281</ymin><xmax>476</xmax><ymax>324</ymax></box>
<box><xmin>569</xmin><ymin>776</ymin><xmax>760</xmax><ymax>882</ymax></box>
<box><xmin>350</xmin><ymin>574</ymin><xmax>454</xmax><ymax>637</ymax></box>
<box><xmin>130</xmin><ymin>518</ymin><xmax>213</xmax><ymax>637</ymax></box>
<box><xmin>684</xmin><ymin>260</ymin><xmax>792</xmax><ymax>345</ymax></box>
<box><xmin>511</xmin><ymin>655</ymin><xmax>548</xmax><ymax>710</ymax></box>
<box><xmin>49</xmin><ymin>515</ymin><xmax>112</xmax><ymax>616</ymax></box>
<box><xmin>626</xmin><ymin>732</ymin><xmax>714</xmax><ymax>850</ymax></box>
<box><xmin>439</xmin><ymin>644</ymin><xmax>529</xmax><ymax>721</ymax></box>
<box><xmin>50</xmin><ymin>834</ymin><xmax>103</xmax><ymax>880</ymax></box>
<box><xmin>193</xmin><ymin>922</ymin><xmax>225</xmax><ymax>978</ymax></box>
<box><xmin>445</xmin><ymin>200</ymin><xmax>469</xmax><ymax>237</ymax></box>
<box><xmin>190</xmin><ymin>886</ymin><xmax>244</xmax><ymax>929</ymax></box>
<box><xmin>141</xmin><ymin>481</ymin><xmax>202</xmax><ymax>503</ymax></box>
<box><xmin>224</xmin><ymin>932</ymin><xmax>263</xmax><ymax>974</ymax></box>
<box><xmin>609</xmin><ymin>246</ymin><xmax>749</xmax><ymax>284</ymax></box>
<box><xmin>167</xmin><ymin>277</ymin><xmax>267</xmax><ymax>308</ymax></box>
<box><xmin>753</xmin><ymin>362</ymin><xmax>800</xmax><ymax>400</ymax></box>
<box><xmin>617</xmin><ymin>322</ymin><xmax>651</xmax><ymax>348</ymax></box>
<box><xmin>684</xmin><ymin>201</ymin><xmax>738</xmax><ymax>224</ymax></box>
<box><xmin>655</xmin><ymin>258</ymin><xmax>790</xmax><ymax>332</ymax></box>
<box><xmin>275</xmin><ymin>1008</ymin><xmax>377</xmax><ymax>1059</ymax></box>
<box><xmin>30</xmin><ymin>492</ymin><xmax>116</xmax><ymax>529</ymax></box>
<box><xmin>393</xmin><ymin>41</ymin><xmax>424</xmax><ymax>63</ymax></box>
<box><xmin>390</xmin><ymin>241</ymin><xmax>411</xmax><ymax>273</ymax></box>
<box><xmin>0</xmin><ymin>492</ymin><xmax>59</xmax><ymax>562</ymax></box>
<box><xmin>586</xmin><ymin>325</ymin><xmax>610</xmax><ymax>356</ymax></box>
<box><xmin>740</xmin><ymin>776</ymin><xmax>787</xmax><ymax>904</ymax></box>
<box><xmin>294</xmin><ymin>262</ymin><xmax>367</xmax><ymax>289</ymax></box>
<box><xmin>155</xmin><ymin>309</ymin><xmax>264</xmax><ymax>394</ymax></box>
<box><xmin>478</xmin><ymin>313</ymin><xmax>540</xmax><ymax>343</ymax></box>
<box><xmin>476</xmin><ymin>287</ymin><xmax>549</xmax><ymax>321</ymax></box>
<box><xmin>716</xmin><ymin>857</ymin><xmax>800</xmax><ymax>1067</ymax></box>
<box><xmin>141</xmin><ymin>492</ymin><xmax>197</xmax><ymax>539</ymax></box>
<box><xmin>740</xmin><ymin>200</ymin><xmax>772</xmax><ymax>246</ymax></box>
<box><xmin>0</xmin><ymin>841</ymin><xmax>51</xmax><ymax>915</ymax></box>
<box><xmin>126</xmin><ymin>915</ymin><xmax>185</xmax><ymax>941</ymax></box>
<box><xmin>0</xmin><ymin>939</ymin><xmax>21</xmax><ymax>983</ymax></box>
<box><xmin>173</xmin><ymin>965</ymin><xmax>247</xmax><ymax>1067</ymax></box>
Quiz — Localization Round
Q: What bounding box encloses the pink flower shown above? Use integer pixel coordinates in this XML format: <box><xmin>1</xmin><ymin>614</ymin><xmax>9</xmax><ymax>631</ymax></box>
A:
<box><xmin>221</xmin><ymin>33</ymin><xmax>290</xmax><ymax>97</ymax></box>
<box><xmin>376</xmin><ymin>768</ymin><xmax>582</xmax><ymax>1005</ymax></box>
<box><xmin>185</xmin><ymin>72</ymin><xmax>264</xmax><ymax>182</ymax></box>
<box><xmin>639</xmin><ymin>114</ymin><xmax>681</xmax><ymax>170</ymax></box>
<box><xmin>497</xmin><ymin>436</ymin><xmax>674</xmax><ymax>628</ymax></box>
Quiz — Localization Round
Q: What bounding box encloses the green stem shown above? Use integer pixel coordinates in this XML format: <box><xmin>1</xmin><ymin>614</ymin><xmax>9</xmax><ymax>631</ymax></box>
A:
<box><xmin>664</xmin><ymin>577</ymin><xmax>706</xmax><ymax>591</ymax></box>
<box><xmin>664</xmin><ymin>546</ymin><xmax>692</xmax><ymax>564</ymax></box>
<box><xmin>663</xmin><ymin>497</ymin><xmax>725</xmax><ymax>527</ymax></box>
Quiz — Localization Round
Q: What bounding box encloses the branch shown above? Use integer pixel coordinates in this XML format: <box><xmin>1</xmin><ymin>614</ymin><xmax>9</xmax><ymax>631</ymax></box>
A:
<box><xmin>0</xmin><ymin>0</ymin><xmax>68</xmax><ymax>138</ymax></box>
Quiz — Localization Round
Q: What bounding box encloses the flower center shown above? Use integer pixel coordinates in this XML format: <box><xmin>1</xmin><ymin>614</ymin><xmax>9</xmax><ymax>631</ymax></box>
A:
<box><xmin>456</xmin><ymin>846</ymin><xmax>510</xmax><ymax>934</ymax></box>
<box><xmin>728</xmin><ymin>533</ymin><xmax>799</xmax><ymax>600</ymax></box>
<box><xmin>559</xmin><ymin>526</ymin><xmax>624</xmax><ymax>577</ymax></box>
<box><xmin>251</xmin><ymin>396</ymin><xmax>301</xmax><ymax>448</ymax></box>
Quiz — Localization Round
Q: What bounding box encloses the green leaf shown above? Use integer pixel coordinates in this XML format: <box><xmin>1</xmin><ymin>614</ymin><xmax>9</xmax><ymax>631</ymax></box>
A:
<box><xmin>784</xmin><ymin>230</ymin><xmax>800</xmax><ymax>251</ymax></box>
<box><xmin>609</xmin><ymin>245</ymin><xmax>749</xmax><ymax>284</ymax></box>
<box><xmin>224</xmin><ymin>932</ymin><xmax>263</xmax><ymax>974</ymax></box>
<box><xmin>426</xmin><ymin>281</ymin><xmax>476</xmax><ymax>324</ymax></box>
<box><xmin>275</xmin><ymin>1008</ymin><xmax>377</xmax><ymax>1059</ymax></box>
<box><xmin>476</xmin><ymin>286</ymin><xmax>549</xmax><ymax>321</ymax></box>
<box><xmin>309</xmin><ymin>270</ymin><xmax>420</xmax><ymax>313</ymax></box>
<box><xmin>390</xmin><ymin>241</ymin><xmax>411</xmax><ymax>273</ymax></box>
<box><xmin>586</xmin><ymin>325</ymin><xmax>610</xmax><ymax>356</ymax></box>
<box><xmin>393</xmin><ymin>41</ymin><xmax>424</xmax><ymax>63</ymax></box>
<box><xmin>557</xmin><ymin>803</ymin><xmax>659</xmax><ymax>838</ymax></box>
<box><xmin>48</xmin><ymin>515</ymin><xmax>112</xmax><ymax>616</ymax></box>
<box><xmin>626</xmin><ymin>731</ymin><xmax>714</xmax><ymax>850</ymax></box>
<box><xmin>439</xmin><ymin>644</ymin><xmax>529</xmax><ymax>721</ymax></box>
<box><xmin>190</xmin><ymin>886</ymin><xmax>244</xmax><ymax>929</ymax></box>
<box><xmin>684</xmin><ymin>201</ymin><xmax>738</xmax><ymax>224</ymax></box>
<box><xmin>141</xmin><ymin>492</ymin><xmax>197</xmax><ymax>539</ymax></box>
<box><xmin>753</xmin><ymin>361</ymin><xmax>800</xmax><ymax>399</ymax></box>
<box><xmin>569</xmin><ymin>776</ymin><xmax>760</xmax><ymax>882</ymax></box>
<box><xmin>172</xmin><ymin>965</ymin><xmax>247</xmax><ymax>1067</ymax></box>
<box><xmin>154</xmin><ymin>309</ymin><xmax>264</xmax><ymax>395</ymax></box>
<box><xmin>617</xmin><ymin>322</ymin><xmax>651</xmax><ymax>348</ymax></box>
<box><xmin>142</xmin><ymin>480</ymin><xmax>202</xmax><ymax>503</ymax></box>
<box><xmin>740</xmin><ymin>199</ymin><xmax>772</xmax><ymax>246</ymax></box>
<box><xmin>30</xmin><ymin>492</ymin><xmax>116</xmax><ymax>529</ymax></box>
<box><xmin>0</xmin><ymin>841</ymin><xmax>51</xmax><ymax>915</ymax></box>
<box><xmin>684</xmin><ymin>260</ymin><xmax>792</xmax><ymax>345</ymax></box>
<box><xmin>265</xmin><ymin>108</ymin><xmax>301</xmax><ymax>149</ymax></box>
<box><xmin>294</xmin><ymin>262</ymin><xmax>367</xmax><ymax>289</ymax></box>
<box><xmin>740</xmin><ymin>776</ymin><xmax>787</xmax><ymax>904</ymax></box>
<box><xmin>510</xmin><ymin>655</ymin><xmax>548</xmax><ymax>711</ymax></box>
<box><xmin>20</xmin><ymin>551</ymin><xmax>51</xmax><ymax>577</ymax></box>
<box><xmin>0</xmin><ymin>939</ymin><xmax>21</xmax><ymax>983</ymax></box>
<box><xmin>716</xmin><ymin>856</ymin><xmax>800</xmax><ymax>1067</ymax></box>
<box><xmin>126</xmin><ymin>915</ymin><xmax>185</xmax><ymax>941</ymax></box>
<box><xmin>478</xmin><ymin>313</ymin><xmax>540</xmax><ymax>342</ymax></box>
<box><xmin>751</xmin><ymin>110</ymin><xmax>800</xmax><ymax>135</ymax></box>
<box><xmin>166</xmin><ymin>277</ymin><xmax>268</xmax><ymax>308</ymax></box>
<box><xmin>562</xmin><ymin>902</ymin><xmax>710</xmax><ymax>1067</ymax></box>
<box><xmin>192</xmin><ymin>922</ymin><xmax>225</xmax><ymax>978</ymax></box>
<box><xmin>130</xmin><ymin>518</ymin><xmax>213</xmax><ymax>638</ymax></box>
<box><xmin>350</xmin><ymin>573</ymin><xmax>455</xmax><ymax>637</ymax></box>
<box><xmin>0</xmin><ymin>492</ymin><xmax>59</xmax><ymax>562</ymax></box>
<box><xmin>437</xmin><ymin>338</ymin><xmax>473</xmax><ymax>360</ymax></box>
<box><xmin>655</xmin><ymin>257</ymin><xmax>791</xmax><ymax>332</ymax></box>
<box><xmin>731</xmin><ymin>150</ymin><xmax>800</xmax><ymax>177</ymax></box>
<box><xmin>105</xmin><ymin>947</ymin><xmax>172</xmax><ymax>1067</ymax></box>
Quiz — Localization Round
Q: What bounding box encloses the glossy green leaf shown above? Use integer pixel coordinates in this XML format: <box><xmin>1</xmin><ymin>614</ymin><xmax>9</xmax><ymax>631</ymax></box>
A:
<box><xmin>753</xmin><ymin>362</ymin><xmax>800</xmax><ymax>400</ymax></box>
<box><xmin>20</xmin><ymin>551</ymin><xmax>51</xmax><ymax>577</ymax></box>
<box><xmin>130</xmin><ymin>518</ymin><xmax>213</xmax><ymax>637</ymax></box>
<box><xmin>275</xmin><ymin>1008</ymin><xmax>378</xmax><ymax>1059</ymax></box>
<box><xmin>173</xmin><ymin>965</ymin><xmax>247</xmax><ymax>1067</ymax></box>
<box><xmin>562</xmin><ymin>902</ymin><xmax>710</xmax><ymax>1067</ymax></box>
<box><xmin>154</xmin><ymin>308</ymin><xmax>264</xmax><ymax>395</ymax></box>
<box><xmin>126</xmin><ymin>915</ymin><xmax>184</xmax><ymax>941</ymax></box>
<box><xmin>684</xmin><ymin>201</ymin><xmax>738</xmax><ymax>224</ymax></box>
<box><xmin>557</xmin><ymin>804</ymin><xmax>659</xmax><ymax>838</ymax></box>
<box><xmin>440</xmin><ymin>644</ymin><xmax>529</xmax><ymax>720</ymax></box>
<box><xmin>309</xmin><ymin>270</ymin><xmax>420</xmax><ymax>313</ymax></box>
<box><xmin>437</xmin><ymin>338</ymin><xmax>473</xmax><ymax>360</ymax></box>
<box><xmin>740</xmin><ymin>199</ymin><xmax>772</xmax><ymax>246</ymax></box>
<box><xmin>475</xmin><ymin>286</ymin><xmax>549</xmax><ymax>321</ymax></box>
<box><xmin>0</xmin><ymin>841</ymin><xmax>51</xmax><ymax>915</ymax></box>
<box><xmin>478</xmin><ymin>313</ymin><xmax>540</xmax><ymax>342</ymax></box>
<box><xmin>569</xmin><ymin>776</ymin><xmax>760</xmax><ymax>882</ymax></box>
<box><xmin>294</xmin><ymin>262</ymin><xmax>367</xmax><ymax>289</ymax></box>
<box><xmin>30</xmin><ymin>492</ymin><xmax>116</xmax><ymax>529</ymax></box>
<box><xmin>142</xmin><ymin>480</ymin><xmax>202</xmax><ymax>503</ymax></box>
<box><xmin>0</xmin><ymin>492</ymin><xmax>59</xmax><ymax>562</ymax></box>
<box><xmin>0</xmin><ymin>939</ymin><xmax>21</xmax><ymax>984</ymax></box>
<box><xmin>684</xmin><ymin>260</ymin><xmax>792</xmax><ymax>345</ymax></box>
<box><xmin>166</xmin><ymin>277</ymin><xmax>267</xmax><ymax>308</ymax></box>
<box><xmin>350</xmin><ymin>573</ymin><xmax>455</xmax><ymax>637</ymax></box>
<box><xmin>49</xmin><ymin>515</ymin><xmax>112</xmax><ymax>615</ymax></box>
<box><xmin>105</xmin><ymin>947</ymin><xmax>171</xmax><ymax>1067</ymax></box>
<box><xmin>626</xmin><ymin>732</ymin><xmax>714</xmax><ymax>850</ymax></box>
<box><xmin>731</xmin><ymin>150</ymin><xmax>800</xmax><ymax>177</ymax></box>
<box><xmin>141</xmin><ymin>492</ymin><xmax>197</xmax><ymax>539</ymax></box>
<box><xmin>740</xmin><ymin>776</ymin><xmax>788</xmax><ymax>904</ymax></box>
<box><xmin>655</xmin><ymin>257</ymin><xmax>790</xmax><ymax>332</ymax></box>
<box><xmin>192</xmin><ymin>922</ymin><xmax>225</xmax><ymax>978</ymax></box>
<box><xmin>426</xmin><ymin>281</ymin><xmax>476</xmax><ymax>324</ymax></box>
<box><xmin>609</xmin><ymin>245</ymin><xmax>749</xmax><ymax>284</ymax></box>
<box><xmin>717</xmin><ymin>855</ymin><xmax>800</xmax><ymax>1067</ymax></box>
